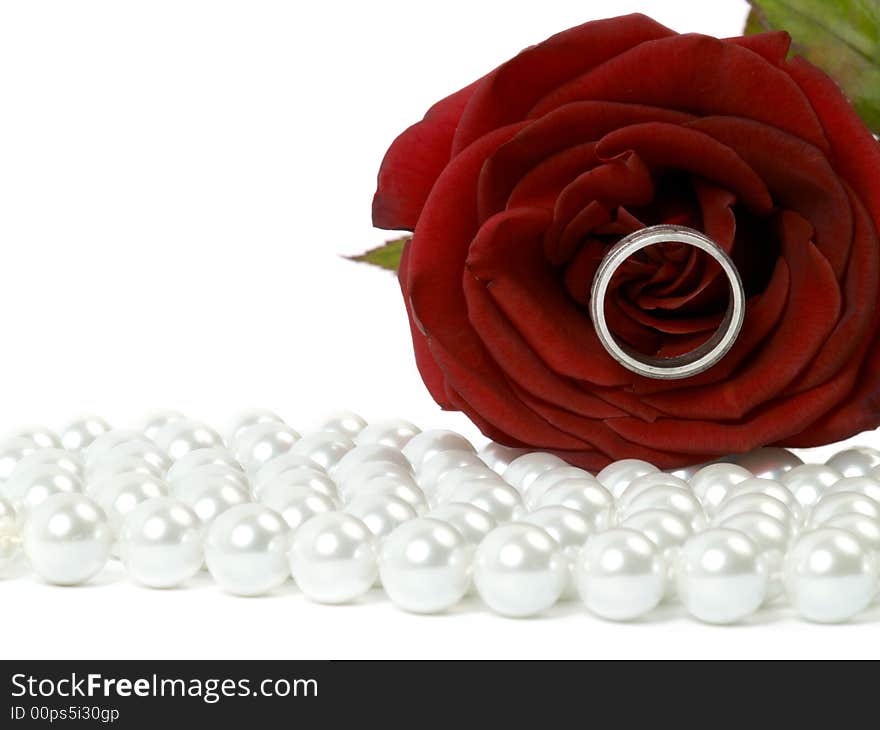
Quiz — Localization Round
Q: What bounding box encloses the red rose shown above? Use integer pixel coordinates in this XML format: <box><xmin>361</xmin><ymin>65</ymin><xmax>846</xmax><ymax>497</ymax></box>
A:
<box><xmin>372</xmin><ymin>14</ymin><xmax>880</xmax><ymax>470</ymax></box>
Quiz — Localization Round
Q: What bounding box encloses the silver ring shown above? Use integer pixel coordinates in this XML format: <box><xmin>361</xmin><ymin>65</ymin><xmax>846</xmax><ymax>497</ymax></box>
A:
<box><xmin>589</xmin><ymin>224</ymin><xmax>745</xmax><ymax>380</ymax></box>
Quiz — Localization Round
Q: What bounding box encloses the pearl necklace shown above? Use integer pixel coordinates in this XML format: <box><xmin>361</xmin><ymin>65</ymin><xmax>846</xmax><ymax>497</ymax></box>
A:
<box><xmin>1</xmin><ymin>410</ymin><xmax>879</xmax><ymax>624</ymax></box>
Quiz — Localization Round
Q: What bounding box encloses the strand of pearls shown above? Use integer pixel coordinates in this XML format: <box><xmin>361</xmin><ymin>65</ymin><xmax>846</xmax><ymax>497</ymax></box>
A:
<box><xmin>1</xmin><ymin>412</ymin><xmax>880</xmax><ymax>624</ymax></box>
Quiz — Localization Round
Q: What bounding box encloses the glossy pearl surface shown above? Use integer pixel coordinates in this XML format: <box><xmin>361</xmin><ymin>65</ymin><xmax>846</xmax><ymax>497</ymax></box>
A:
<box><xmin>86</xmin><ymin>453</ymin><xmax>165</xmax><ymax>483</ymax></box>
<box><xmin>823</xmin><ymin>513</ymin><xmax>880</xmax><ymax>556</ymax></box>
<box><xmin>228</xmin><ymin>409</ymin><xmax>285</xmax><ymax>444</ymax></box>
<box><xmin>446</xmin><ymin>478</ymin><xmax>522</xmax><ymax>522</ymax></box>
<box><xmin>0</xmin><ymin>437</ymin><xmax>40</xmax><ymax>481</ymax></box>
<box><xmin>119</xmin><ymin>497</ymin><xmax>203</xmax><ymax>588</ymax></box>
<box><xmin>417</xmin><ymin>450</ymin><xmax>483</xmax><ymax>497</ymax></box>
<box><xmin>288</xmin><ymin>512</ymin><xmax>377</xmax><ymax>604</ymax></box>
<box><xmin>345</xmin><ymin>494</ymin><xmax>416</xmax><ymax>539</ymax></box>
<box><xmin>597</xmin><ymin>459</ymin><xmax>660</xmax><ymax>499</ymax></box>
<box><xmin>687</xmin><ymin>463</ymin><xmax>752</xmax><ymax>513</ymax></box>
<box><xmin>315</xmin><ymin>411</ymin><xmax>367</xmax><ymax>439</ymax></box>
<box><xmin>473</xmin><ymin>523</ymin><xmax>568</xmax><ymax>617</ymax></box>
<box><xmin>233</xmin><ymin>422</ymin><xmax>301</xmax><ymax>472</ymax></box>
<box><xmin>537</xmin><ymin>479</ymin><xmax>614</xmax><ymax>531</ymax></box>
<box><xmin>380</xmin><ymin>518</ymin><xmax>471</xmax><ymax>614</ymax></box>
<box><xmin>170</xmin><ymin>464</ymin><xmax>250</xmax><ymax>497</ymax></box>
<box><xmin>434</xmin><ymin>464</ymin><xmax>498</xmax><ymax>505</ymax></box>
<box><xmin>826</xmin><ymin>447</ymin><xmax>880</xmax><ymax>478</ymax></box>
<box><xmin>291</xmin><ymin>431</ymin><xmax>354</xmax><ymax>471</ymax></box>
<box><xmin>720</xmin><ymin>478</ymin><xmax>803</xmax><ymax>524</ymax></box>
<box><xmin>102</xmin><ymin>441</ymin><xmax>171</xmax><ymax>476</ymax></box>
<box><xmin>620</xmin><ymin>508</ymin><xmax>693</xmax><ymax>597</ymax></box>
<box><xmin>477</xmin><ymin>441</ymin><xmax>527</xmax><ymax>475</ymax></box>
<box><xmin>677</xmin><ymin>528</ymin><xmax>768</xmax><ymax>624</ymax></box>
<box><xmin>12</xmin><ymin>449</ymin><xmax>84</xmax><ymax>480</ymax></box>
<box><xmin>166</xmin><ymin>448</ymin><xmax>243</xmax><ymax>483</ymax></box>
<box><xmin>262</xmin><ymin>484</ymin><xmax>336</xmax><ymax>532</ymax></box>
<box><xmin>732</xmin><ymin>447</ymin><xmax>802</xmax><ymax>480</ymax></box>
<box><xmin>402</xmin><ymin>430</ymin><xmax>474</xmax><ymax>470</ymax></box>
<box><xmin>785</xmin><ymin>528</ymin><xmax>878</xmax><ymax>623</ymax></box>
<box><xmin>7</xmin><ymin>426</ymin><xmax>61</xmax><ymax>450</ymax></box>
<box><xmin>138</xmin><ymin>410</ymin><xmax>186</xmax><ymax>441</ymax></box>
<box><xmin>59</xmin><ymin>416</ymin><xmax>112</xmax><ymax>452</ymax></box>
<box><xmin>91</xmin><ymin>472</ymin><xmax>169</xmax><ymax>531</ymax></box>
<box><xmin>781</xmin><ymin>464</ymin><xmax>842</xmax><ymax>508</ymax></box>
<box><xmin>0</xmin><ymin>497</ymin><xmax>20</xmax><ymax>573</ymax></box>
<box><xmin>252</xmin><ymin>453</ymin><xmax>325</xmax><ymax>492</ymax></box>
<box><xmin>23</xmin><ymin>493</ymin><xmax>112</xmax><ymax>585</ymax></box>
<box><xmin>714</xmin><ymin>492</ymin><xmax>795</xmax><ymax>530</ymax></box>
<box><xmin>350</xmin><ymin>474</ymin><xmax>427</xmax><ymax>513</ymax></box>
<box><xmin>155</xmin><ymin>420</ymin><xmax>224</xmax><ymax>461</ymax></box>
<box><xmin>255</xmin><ymin>468</ymin><xmax>337</xmax><ymax>503</ymax></box>
<box><xmin>719</xmin><ymin>511</ymin><xmax>791</xmax><ymax>601</ymax></box>
<box><xmin>502</xmin><ymin>452</ymin><xmax>568</xmax><ymax>493</ymax></box>
<box><xmin>332</xmin><ymin>444</ymin><xmax>412</xmax><ymax>485</ymax></box>
<box><xmin>620</xmin><ymin>484</ymin><xmax>706</xmax><ymax>532</ymax></box>
<box><xmin>427</xmin><ymin>503</ymin><xmax>497</xmax><ymax>545</ymax></box>
<box><xmin>180</xmin><ymin>479</ymin><xmax>251</xmax><ymax>524</ymax></box>
<box><xmin>524</xmin><ymin>466</ymin><xmax>593</xmax><ymax>511</ymax></box>
<box><xmin>809</xmin><ymin>492</ymin><xmax>880</xmax><ymax>526</ymax></box>
<box><xmin>577</xmin><ymin>528</ymin><xmax>665</xmax><ymax>620</ymax></box>
<box><xmin>355</xmin><ymin>419</ymin><xmax>421</xmax><ymax>449</ymax></box>
<box><xmin>3</xmin><ymin>465</ymin><xmax>82</xmax><ymax>511</ymax></box>
<box><xmin>204</xmin><ymin>504</ymin><xmax>290</xmax><ymax>596</ymax></box>
<box><xmin>826</xmin><ymin>476</ymin><xmax>880</xmax><ymax>504</ymax></box>
<box><xmin>524</xmin><ymin>506</ymin><xmax>593</xmax><ymax>598</ymax></box>
<box><xmin>618</xmin><ymin>472</ymin><xmax>689</xmax><ymax>513</ymax></box>
<box><xmin>84</xmin><ymin>430</ymin><xmax>151</xmax><ymax>465</ymax></box>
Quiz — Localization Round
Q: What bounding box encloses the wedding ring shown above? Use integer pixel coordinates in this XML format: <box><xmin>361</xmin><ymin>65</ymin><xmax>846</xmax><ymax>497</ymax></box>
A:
<box><xmin>589</xmin><ymin>224</ymin><xmax>745</xmax><ymax>380</ymax></box>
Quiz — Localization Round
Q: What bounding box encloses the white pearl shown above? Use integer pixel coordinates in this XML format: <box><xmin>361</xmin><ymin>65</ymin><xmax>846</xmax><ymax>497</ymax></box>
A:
<box><xmin>289</xmin><ymin>512</ymin><xmax>377</xmax><ymax>604</ymax></box>
<box><xmin>349</xmin><ymin>474</ymin><xmax>427</xmax><ymax>513</ymax></box>
<box><xmin>337</xmin><ymin>461</ymin><xmax>415</xmax><ymax>501</ymax></box>
<box><xmin>332</xmin><ymin>444</ymin><xmax>412</xmax><ymax>484</ymax></box>
<box><xmin>59</xmin><ymin>416</ymin><xmax>112</xmax><ymax>452</ymax></box>
<box><xmin>669</xmin><ymin>461</ymin><xmax>710</xmax><ymax>481</ymax></box>
<box><xmin>355</xmin><ymin>419</ymin><xmax>421</xmax><ymax>449</ymax></box>
<box><xmin>6</xmin><ymin>426</ymin><xmax>61</xmax><ymax>450</ymax></box>
<box><xmin>502</xmin><ymin>452</ymin><xmax>568</xmax><ymax>492</ymax></box>
<box><xmin>714</xmin><ymin>492</ymin><xmax>795</xmax><ymax>530</ymax></box>
<box><xmin>255</xmin><ymin>468</ymin><xmax>337</xmax><ymax>503</ymax></box>
<box><xmin>138</xmin><ymin>410</ymin><xmax>187</xmax><ymax>441</ymax></box>
<box><xmin>228</xmin><ymin>408</ymin><xmax>285</xmax><ymax>444</ymax></box>
<box><xmin>785</xmin><ymin>527</ymin><xmax>878</xmax><ymax>623</ymax></box>
<box><xmin>180</xmin><ymin>478</ymin><xmax>251</xmax><ymax>524</ymax></box>
<box><xmin>473</xmin><ymin>523</ymin><xmax>567</xmax><ymax>617</ymax></box>
<box><xmin>102</xmin><ymin>441</ymin><xmax>171</xmax><ymax>476</ymax></box>
<box><xmin>781</xmin><ymin>463</ymin><xmax>842</xmax><ymax>508</ymax></box>
<box><xmin>809</xmin><ymin>492</ymin><xmax>880</xmax><ymax>526</ymax></box>
<box><xmin>170</xmin><ymin>464</ymin><xmax>250</xmax><ymax>496</ymax></box>
<box><xmin>576</xmin><ymin>528</ymin><xmax>665</xmax><ymax>620</ymax></box>
<box><xmin>205</xmin><ymin>504</ymin><xmax>290</xmax><ymax>596</ymax></box>
<box><xmin>524</xmin><ymin>466</ymin><xmax>593</xmax><ymax>511</ymax></box>
<box><xmin>91</xmin><ymin>472</ymin><xmax>169</xmax><ymax>532</ymax></box>
<box><xmin>826</xmin><ymin>476</ymin><xmax>880</xmax><ymax>504</ymax></box>
<box><xmin>402</xmin><ymin>430</ymin><xmax>475</xmax><ymax>470</ymax></box>
<box><xmin>291</xmin><ymin>431</ymin><xmax>354</xmax><ymax>471</ymax></box>
<box><xmin>618</xmin><ymin>472</ymin><xmax>689</xmax><ymax>513</ymax></box>
<box><xmin>344</xmin><ymin>494</ymin><xmax>416</xmax><ymax>539</ymax></box>
<box><xmin>620</xmin><ymin>484</ymin><xmax>706</xmax><ymax>532</ymax></box>
<box><xmin>523</xmin><ymin>506</ymin><xmax>593</xmax><ymax>599</ymax></box>
<box><xmin>477</xmin><ymin>441</ymin><xmax>528</xmax><ymax>475</ymax></box>
<box><xmin>719</xmin><ymin>511</ymin><xmax>791</xmax><ymax>602</ymax></box>
<box><xmin>446</xmin><ymin>478</ymin><xmax>522</xmax><ymax>522</ymax></box>
<box><xmin>427</xmin><ymin>503</ymin><xmax>497</xmax><ymax>545</ymax></box>
<box><xmin>687</xmin><ymin>463</ymin><xmax>752</xmax><ymax>513</ymax></box>
<box><xmin>166</xmin><ymin>447</ymin><xmax>243</xmax><ymax>483</ymax></box>
<box><xmin>251</xmin><ymin>453</ymin><xmax>325</xmax><ymax>493</ymax></box>
<box><xmin>23</xmin><ymin>493</ymin><xmax>112</xmax><ymax>585</ymax></box>
<box><xmin>233</xmin><ymin>423</ymin><xmax>301</xmax><ymax>473</ymax></box>
<box><xmin>827</xmin><ymin>447</ymin><xmax>880</xmax><ymax>478</ymax></box>
<box><xmin>433</xmin><ymin>464</ymin><xmax>498</xmax><ymax>506</ymax></box>
<box><xmin>0</xmin><ymin>497</ymin><xmax>21</xmax><ymax>574</ymax></box>
<box><xmin>720</xmin><ymin>478</ymin><xmax>803</xmax><ymax>524</ymax></box>
<box><xmin>84</xmin><ymin>430</ymin><xmax>152</xmax><ymax>465</ymax></box>
<box><xmin>823</xmin><ymin>513</ymin><xmax>880</xmax><ymax>556</ymax></box>
<box><xmin>154</xmin><ymin>420</ymin><xmax>224</xmax><ymax>461</ymax></box>
<box><xmin>596</xmin><ymin>459</ymin><xmax>660</xmax><ymax>499</ymax></box>
<box><xmin>3</xmin><ymin>465</ymin><xmax>82</xmax><ymax>511</ymax></box>
<box><xmin>86</xmin><ymin>453</ymin><xmax>165</xmax><ymax>484</ymax></box>
<box><xmin>0</xmin><ymin>437</ymin><xmax>40</xmax><ymax>481</ymax></box>
<box><xmin>380</xmin><ymin>518</ymin><xmax>471</xmax><ymax>614</ymax></box>
<box><xmin>119</xmin><ymin>497</ymin><xmax>203</xmax><ymax>588</ymax></box>
<box><xmin>261</xmin><ymin>484</ymin><xmax>336</xmax><ymax>532</ymax></box>
<box><xmin>536</xmin><ymin>478</ymin><xmax>614</xmax><ymax>531</ymax></box>
<box><xmin>620</xmin><ymin>508</ymin><xmax>693</xmax><ymax>598</ymax></box>
<box><xmin>677</xmin><ymin>528</ymin><xmax>768</xmax><ymax>624</ymax></box>
<box><xmin>315</xmin><ymin>411</ymin><xmax>367</xmax><ymax>439</ymax></box>
<box><xmin>731</xmin><ymin>447</ymin><xmax>802</xmax><ymax>480</ymax></box>
<box><xmin>11</xmin><ymin>449</ymin><xmax>84</xmax><ymax>481</ymax></box>
<box><xmin>417</xmin><ymin>449</ymin><xmax>483</xmax><ymax>496</ymax></box>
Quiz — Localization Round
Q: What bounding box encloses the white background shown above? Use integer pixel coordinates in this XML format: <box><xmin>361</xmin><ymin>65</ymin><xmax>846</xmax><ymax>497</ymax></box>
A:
<box><xmin>1</xmin><ymin>0</ymin><xmax>878</xmax><ymax>659</ymax></box>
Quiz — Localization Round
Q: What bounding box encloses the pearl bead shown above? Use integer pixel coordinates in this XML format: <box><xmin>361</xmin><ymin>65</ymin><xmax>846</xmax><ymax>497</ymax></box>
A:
<box><xmin>719</xmin><ymin>511</ymin><xmax>791</xmax><ymax>602</ymax></box>
<box><xmin>823</xmin><ymin>513</ymin><xmax>880</xmax><ymax>556</ymax></box>
<box><xmin>252</xmin><ymin>453</ymin><xmax>325</xmax><ymax>493</ymax></box>
<box><xmin>781</xmin><ymin>463</ymin><xmax>842</xmax><ymax>508</ymax></box>
<box><xmin>205</xmin><ymin>504</ymin><xmax>290</xmax><ymax>596</ymax></box>
<box><xmin>254</xmin><ymin>468</ymin><xmax>337</xmax><ymax>503</ymax></box>
<box><xmin>677</xmin><ymin>528</ymin><xmax>769</xmax><ymax>624</ymax></box>
<box><xmin>315</xmin><ymin>411</ymin><xmax>367</xmax><ymax>439</ymax></box>
<box><xmin>618</xmin><ymin>472</ymin><xmax>689</xmax><ymax>513</ymax></box>
<box><xmin>434</xmin><ymin>464</ymin><xmax>498</xmax><ymax>506</ymax></box>
<box><xmin>524</xmin><ymin>506</ymin><xmax>593</xmax><ymax>599</ymax></box>
<box><xmin>289</xmin><ymin>512</ymin><xmax>378</xmax><ymax>604</ymax></box>
<box><xmin>826</xmin><ymin>476</ymin><xmax>880</xmax><ymax>504</ymax></box>
<box><xmin>59</xmin><ymin>416</ymin><xmax>112</xmax><ymax>452</ymax></box>
<box><xmin>166</xmin><ymin>447</ymin><xmax>243</xmax><ymax>483</ymax></box>
<box><xmin>355</xmin><ymin>419</ymin><xmax>421</xmax><ymax>449</ymax></box>
<box><xmin>524</xmin><ymin>466</ymin><xmax>593</xmax><ymax>511</ymax></box>
<box><xmin>380</xmin><ymin>518</ymin><xmax>471</xmax><ymax>614</ymax></box>
<box><xmin>596</xmin><ymin>459</ymin><xmax>660</xmax><ymax>499</ymax></box>
<box><xmin>3</xmin><ymin>465</ymin><xmax>82</xmax><ymax>511</ymax></box>
<box><xmin>261</xmin><ymin>484</ymin><xmax>336</xmax><ymax>532</ymax></box>
<box><xmin>427</xmin><ymin>503</ymin><xmax>497</xmax><ymax>545</ymax></box>
<box><xmin>170</xmin><ymin>464</ymin><xmax>250</xmax><ymax>496</ymax></box>
<box><xmin>233</xmin><ymin>423</ymin><xmax>301</xmax><ymax>473</ymax></box>
<box><xmin>344</xmin><ymin>494</ymin><xmax>416</xmax><ymax>539</ymax></box>
<box><xmin>337</xmin><ymin>461</ymin><xmax>414</xmax><ymax>501</ymax></box>
<box><xmin>417</xmin><ymin>449</ymin><xmax>483</xmax><ymax>496</ymax></box>
<box><xmin>0</xmin><ymin>437</ymin><xmax>40</xmax><ymax>481</ymax></box>
<box><xmin>84</xmin><ymin>430</ymin><xmax>152</xmax><ymax>465</ymax></box>
<box><xmin>102</xmin><ymin>441</ymin><xmax>171</xmax><ymax>476</ymax></box>
<box><xmin>477</xmin><ymin>441</ymin><xmax>528</xmax><ymax>475</ymax></box>
<box><xmin>155</xmin><ymin>420</ymin><xmax>224</xmax><ymax>461</ymax></box>
<box><xmin>23</xmin><ymin>493</ymin><xmax>112</xmax><ymax>586</ymax></box>
<box><xmin>731</xmin><ymin>447</ymin><xmax>802</xmax><ymax>480</ymax></box>
<box><xmin>827</xmin><ymin>447</ymin><xmax>880</xmax><ymax>478</ymax></box>
<box><xmin>536</xmin><ymin>478</ymin><xmax>614</xmax><ymax>531</ymax></box>
<box><xmin>687</xmin><ymin>463</ymin><xmax>752</xmax><ymax>513</ymax></box>
<box><xmin>720</xmin><ymin>478</ymin><xmax>803</xmax><ymax>524</ymax></box>
<box><xmin>12</xmin><ymin>449</ymin><xmax>84</xmax><ymax>481</ymax></box>
<box><xmin>502</xmin><ymin>452</ymin><xmax>568</xmax><ymax>492</ymax></box>
<box><xmin>446</xmin><ymin>478</ymin><xmax>522</xmax><ymax>522</ymax></box>
<box><xmin>809</xmin><ymin>492</ymin><xmax>880</xmax><ymax>526</ymax></box>
<box><xmin>119</xmin><ymin>497</ymin><xmax>203</xmax><ymax>588</ymax></box>
<box><xmin>785</xmin><ymin>527</ymin><xmax>878</xmax><ymax>623</ymax></box>
<box><xmin>91</xmin><ymin>472</ymin><xmax>169</xmax><ymax>532</ymax></box>
<box><xmin>349</xmin><ymin>474</ymin><xmax>427</xmax><ymax>513</ymax></box>
<box><xmin>7</xmin><ymin>426</ymin><xmax>61</xmax><ymax>450</ymax></box>
<box><xmin>576</xmin><ymin>528</ymin><xmax>665</xmax><ymax>620</ymax></box>
<box><xmin>228</xmin><ymin>409</ymin><xmax>285</xmax><ymax>443</ymax></box>
<box><xmin>620</xmin><ymin>508</ymin><xmax>693</xmax><ymax>597</ymax></box>
<box><xmin>138</xmin><ymin>410</ymin><xmax>187</xmax><ymax>441</ymax></box>
<box><xmin>180</xmin><ymin>478</ymin><xmax>251</xmax><ymax>524</ymax></box>
<box><xmin>402</xmin><ymin>430</ymin><xmax>474</xmax><ymax>470</ymax></box>
<box><xmin>473</xmin><ymin>523</ymin><xmax>568</xmax><ymax>617</ymax></box>
<box><xmin>714</xmin><ymin>492</ymin><xmax>795</xmax><ymax>530</ymax></box>
<box><xmin>291</xmin><ymin>431</ymin><xmax>354</xmax><ymax>471</ymax></box>
<box><xmin>669</xmin><ymin>461</ymin><xmax>711</xmax><ymax>481</ymax></box>
<box><xmin>0</xmin><ymin>497</ymin><xmax>21</xmax><ymax>574</ymax></box>
<box><xmin>332</xmin><ymin>444</ymin><xmax>412</xmax><ymax>485</ymax></box>
<box><xmin>620</xmin><ymin>484</ymin><xmax>706</xmax><ymax>532</ymax></box>
<box><xmin>86</xmin><ymin>453</ymin><xmax>165</xmax><ymax>484</ymax></box>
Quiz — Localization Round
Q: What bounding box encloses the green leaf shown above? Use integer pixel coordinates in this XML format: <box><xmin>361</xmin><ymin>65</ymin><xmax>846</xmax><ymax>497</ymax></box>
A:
<box><xmin>346</xmin><ymin>236</ymin><xmax>409</xmax><ymax>272</ymax></box>
<box><xmin>746</xmin><ymin>0</ymin><xmax>880</xmax><ymax>134</ymax></box>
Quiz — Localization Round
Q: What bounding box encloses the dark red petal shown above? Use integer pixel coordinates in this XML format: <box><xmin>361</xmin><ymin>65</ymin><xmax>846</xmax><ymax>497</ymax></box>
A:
<box><xmin>725</xmin><ymin>31</ymin><xmax>791</xmax><ymax>66</ymax></box>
